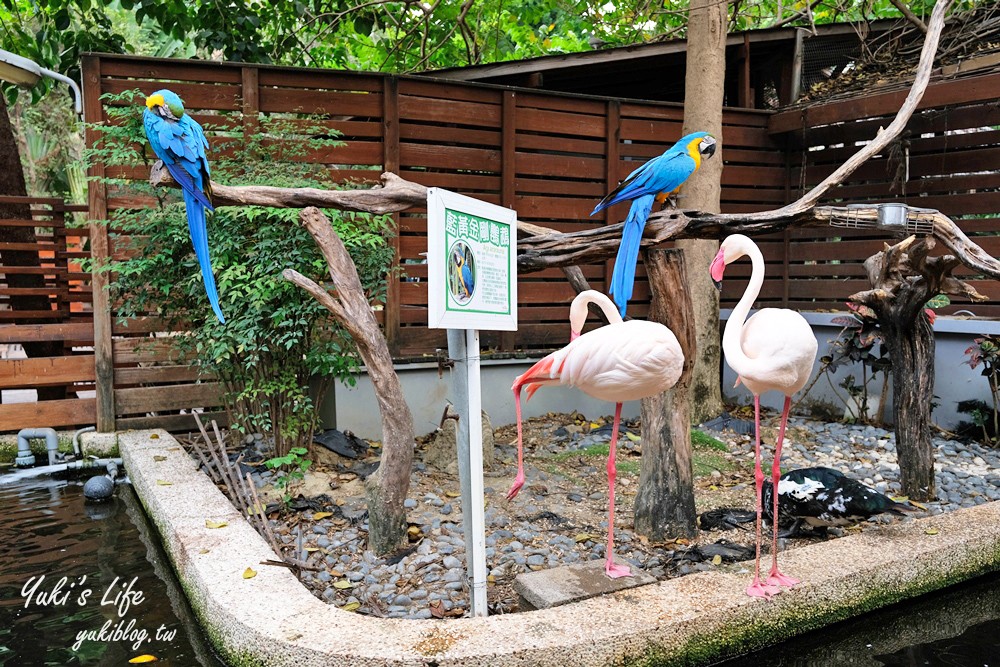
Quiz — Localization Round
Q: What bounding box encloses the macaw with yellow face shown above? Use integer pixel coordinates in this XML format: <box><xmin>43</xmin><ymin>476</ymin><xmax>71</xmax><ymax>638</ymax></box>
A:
<box><xmin>143</xmin><ymin>89</ymin><xmax>225</xmax><ymax>323</ymax></box>
<box><xmin>592</xmin><ymin>131</ymin><xmax>717</xmax><ymax>317</ymax></box>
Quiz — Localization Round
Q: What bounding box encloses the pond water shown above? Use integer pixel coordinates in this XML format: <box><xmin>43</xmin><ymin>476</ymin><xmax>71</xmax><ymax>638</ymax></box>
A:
<box><xmin>0</xmin><ymin>472</ymin><xmax>225</xmax><ymax>666</ymax></box>
<box><xmin>714</xmin><ymin>570</ymin><xmax>1000</xmax><ymax>666</ymax></box>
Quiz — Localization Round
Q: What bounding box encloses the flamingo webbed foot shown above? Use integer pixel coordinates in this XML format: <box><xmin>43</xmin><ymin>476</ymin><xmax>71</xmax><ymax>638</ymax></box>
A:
<box><xmin>745</xmin><ymin>578</ymin><xmax>781</xmax><ymax>599</ymax></box>
<box><xmin>605</xmin><ymin>560</ymin><xmax>632</xmax><ymax>579</ymax></box>
<box><xmin>505</xmin><ymin>474</ymin><xmax>525</xmax><ymax>501</ymax></box>
<box><xmin>766</xmin><ymin>570</ymin><xmax>799</xmax><ymax>588</ymax></box>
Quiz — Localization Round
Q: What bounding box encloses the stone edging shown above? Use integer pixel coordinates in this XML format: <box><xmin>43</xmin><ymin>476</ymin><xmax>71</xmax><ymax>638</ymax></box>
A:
<box><xmin>121</xmin><ymin>429</ymin><xmax>1000</xmax><ymax>667</ymax></box>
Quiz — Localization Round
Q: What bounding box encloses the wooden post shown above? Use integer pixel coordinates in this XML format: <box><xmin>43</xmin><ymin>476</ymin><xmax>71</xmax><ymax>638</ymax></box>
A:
<box><xmin>851</xmin><ymin>235</ymin><xmax>987</xmax><ymax>500</ymax></box>
<box><xmin>82</xmin><ymin>55</ymin><xmax>115</xmax><ymax>432</ymax></box>
<box><xmin>500</xmin><ymin>90</ymin><xmax>517</xmax><ymax>352</ymax></box>
<box><xmin>602</xmin><ymin>101</ymin><xmax>620</xmax><ymax>293</ymax></box>
<box><xmin>382</xmin><ymin>76</ymin><xmax>401</xmax><ymax>356</ymax></box>
<box><xmin>634</xmin><ymin>248</ymin><xmax>698</xmax><ymax>539</ymax></box>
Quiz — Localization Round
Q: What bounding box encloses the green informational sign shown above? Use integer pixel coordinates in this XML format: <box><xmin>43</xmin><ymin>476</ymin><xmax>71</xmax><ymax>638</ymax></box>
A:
<box><xmin>427</xmin><ymin>188</ymin><xmax>517</xmax><ymax>331</ymax></box>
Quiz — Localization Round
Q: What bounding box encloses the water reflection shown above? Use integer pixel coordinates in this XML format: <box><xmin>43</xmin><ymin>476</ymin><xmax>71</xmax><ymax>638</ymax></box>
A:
<box><xmin>714</xmin><ymin>571</ymin><xmax>1000</xmax><ymax>666</ymax></box>
<box><xmin>0</xmin><ymin>474</ymin><xmax>225</xmax><ymax>666</ymax></box>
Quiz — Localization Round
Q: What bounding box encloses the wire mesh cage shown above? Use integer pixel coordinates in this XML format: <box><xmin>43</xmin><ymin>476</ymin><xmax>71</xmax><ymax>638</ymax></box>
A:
<box><xmin>829</xmin><ymin>203</ymin><xmax>937</xmax><ymax>235</ymax></box>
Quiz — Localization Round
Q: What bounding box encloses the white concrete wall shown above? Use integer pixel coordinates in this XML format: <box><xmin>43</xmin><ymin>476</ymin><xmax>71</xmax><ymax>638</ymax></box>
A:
<box><xmin>321</xmin><ymin>314</ymin><xmax>1000</xmax><ymax>440</ymax></box>
<box><xmin>720</xmin><ymin>311</ymin><xmax>1000</xmax><ymax>430</ymax></box>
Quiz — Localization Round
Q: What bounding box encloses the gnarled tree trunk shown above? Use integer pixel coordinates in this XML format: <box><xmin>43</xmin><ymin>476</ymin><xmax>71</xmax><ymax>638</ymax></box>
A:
<box><xmin>284</xmin><ymin>207</ymin><xmax>414</xmax><ymax>555</ymax></box>
<box><xmin>851</xmin><ymin>236</ymin><xmax>987</xmax><ymax>501</ymax></box>
<box><xmin>635</xmin><ymin>249</ymin><xmax>698</xmax><ymax>538</ymax></box>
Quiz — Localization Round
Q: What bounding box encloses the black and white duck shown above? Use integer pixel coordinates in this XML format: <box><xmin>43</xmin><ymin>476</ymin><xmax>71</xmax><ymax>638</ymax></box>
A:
<box><xmin>762</xmin><ymin>466</ymin><xmax>917</xmax><ymax>536</ymax></box>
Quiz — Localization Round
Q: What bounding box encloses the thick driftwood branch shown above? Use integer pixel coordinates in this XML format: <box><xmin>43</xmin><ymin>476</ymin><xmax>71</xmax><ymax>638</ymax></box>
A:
<box><xmin>283</xmin><ymin>207</ymin><xmax>415</xmax><ymax>555</ymax></box>
<box><xmin>151</xmin><ymin>164</ymin><xmax>426</xmax><ymax>215</ymax></box>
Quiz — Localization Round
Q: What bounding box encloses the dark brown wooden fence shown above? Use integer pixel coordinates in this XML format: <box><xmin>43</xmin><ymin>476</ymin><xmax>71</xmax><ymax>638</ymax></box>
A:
<box><xmin>0</xmin><ymin>196</ymin><xmax>94</xmax><ymax>429</ymax></box>
<box><xmin>763</xmin><ymin>69</ymin><xmax>1000</xmax><ymax>315</ymax></box>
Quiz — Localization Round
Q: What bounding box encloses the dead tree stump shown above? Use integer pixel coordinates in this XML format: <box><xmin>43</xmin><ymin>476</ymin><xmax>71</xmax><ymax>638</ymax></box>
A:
<box><xmin>851</xmin><ymin>236</ymin><xmax>986</xmax><ymax>501</ymax></box>
<box><xmin>635</xmin><ymin>248</ymin><xmax>698</xmax><ymax>539</ymax></box>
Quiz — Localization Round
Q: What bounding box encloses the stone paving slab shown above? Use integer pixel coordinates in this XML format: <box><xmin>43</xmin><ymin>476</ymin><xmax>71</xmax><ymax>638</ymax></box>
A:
<box><xmin>120</xmin><ymin>429</ymin><xmax>1000</xmax><ymax>667</ymax></box>
<box><xmin>515</xmin><ymin>559</ymin><xmax>657</xmax><ymax>610</ymax></box>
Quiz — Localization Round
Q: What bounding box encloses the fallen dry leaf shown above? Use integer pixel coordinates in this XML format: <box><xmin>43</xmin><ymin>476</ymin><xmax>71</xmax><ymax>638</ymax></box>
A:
<box><xmin>312</xmin><ymin>512</ymin><xmax>333</xmax><ymax>520</ymax></box>
<box><xmin>205</xmin><ymin>520</ymin><xmax>228</xmax><ymax>529</ymax></box>
<box><xmin>342</xmin><ymin>601</ymin><xmax>361</xmax><ymax>612</ymax></box>
<box><xmin>333</xmin><ymin>580</ymin><xmax>353</xmax><ymax>589</ymax></box>
<box><xmin>153</xmin><ymin>455</ymin><xmax>167</xmax><ymax>462</ymax></box>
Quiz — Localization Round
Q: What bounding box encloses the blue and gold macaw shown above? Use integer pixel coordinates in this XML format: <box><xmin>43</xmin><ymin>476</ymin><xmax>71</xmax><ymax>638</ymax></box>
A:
<box><xmin>591</xmin><ymin>131</ymin><xmax>717</xmax><ymax>317</ymax></box>
<box><xmin>452</xmin><ymin>247</ymin><xmax>475</xmax><ymax>298</ymax></box>
<box><xmin>143</xmin><ymin>89</ymin><xmax>225</xmax><ymax>324</ymax></box>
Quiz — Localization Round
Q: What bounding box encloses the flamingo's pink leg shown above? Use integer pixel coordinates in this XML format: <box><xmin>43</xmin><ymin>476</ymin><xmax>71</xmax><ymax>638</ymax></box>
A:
<box><xmin>747</xmin><ymin>394</ymin><xmax>780</xmax><ymax>599</ymax></box>
<box><xmin>506</xmin><ymin>386</ymin><xmax>526</xmax><ymax>501</ymax></box>
<box><xmin>767</xmin><ymin>395</ymin><xmax>799</xmax><ymax>589</ymax></box>
<box><xmin>605</xmin><ymin>403</ymin><xmax>631</xmax><ymax>579</ymax></box>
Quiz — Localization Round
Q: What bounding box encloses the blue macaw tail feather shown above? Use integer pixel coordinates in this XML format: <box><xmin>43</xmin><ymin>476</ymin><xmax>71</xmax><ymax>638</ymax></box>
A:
<box><xmin>609</xmin><ymin>194</ymin><xmax>655</xmax><ymax>318</ymax></box>
<box><xmin>182</xmin><ymin>189</ymin><xmax>225</xmax><ymax>323</ymax></box>
<box><xmin>164</xmin><ymin>160</ymin><xmax>214</xmax><ymax>212</ymax></box>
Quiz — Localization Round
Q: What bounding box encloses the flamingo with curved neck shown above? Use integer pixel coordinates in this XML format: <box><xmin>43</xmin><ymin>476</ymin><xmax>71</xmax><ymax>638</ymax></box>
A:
<box><xmin>508</xmin><ymin>289</ymin><xmax>684</xmax><ymax>578</ymax></box>
<box><xmin>711</xmin><ymin>234</ymin><xmax>818</xmax><ymax>599</ymax></box>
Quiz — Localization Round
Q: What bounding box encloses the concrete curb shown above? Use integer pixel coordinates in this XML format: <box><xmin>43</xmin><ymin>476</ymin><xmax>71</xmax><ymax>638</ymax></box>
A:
<box><xmin>121</xmin><ymin>429</ymin><xmax>1000</xmax><ymax>667</ymax></box>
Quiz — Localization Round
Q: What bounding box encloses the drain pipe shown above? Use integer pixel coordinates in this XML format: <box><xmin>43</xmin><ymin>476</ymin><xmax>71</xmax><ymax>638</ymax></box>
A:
<box><xmin>73</xmin><ymin>426</ymin><xmax>96</xmax><ymax>458</ymax></box>
<box><xmin>1</xmin><ymin>457</ymin><xmax>125</xmax><ymax>485</ymax></box>
<box><xmin>15</xmin><ymin>428</ymin><xmax>60</xmax><ymax>467</ymax></box>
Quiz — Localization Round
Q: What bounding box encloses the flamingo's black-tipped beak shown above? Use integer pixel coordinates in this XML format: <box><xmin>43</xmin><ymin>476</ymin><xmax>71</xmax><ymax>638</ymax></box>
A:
<box><xmin>710</xmin><ymin>247</ymin><xmax>726</xmax><ymax>291</ymax></box>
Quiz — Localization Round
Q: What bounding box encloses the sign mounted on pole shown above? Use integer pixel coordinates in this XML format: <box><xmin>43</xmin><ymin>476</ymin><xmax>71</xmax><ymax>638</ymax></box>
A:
<box><xmin>427</xmin><ymin>188</ymin><xmax>517</xmax><ymax>331</ymax></box>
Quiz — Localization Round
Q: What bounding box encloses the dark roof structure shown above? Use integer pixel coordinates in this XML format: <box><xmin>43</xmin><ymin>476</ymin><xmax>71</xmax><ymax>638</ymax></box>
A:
<box><xmin>421</xmin><ymin>21</ymin><xmax>901</xmax><ymax>109</ymax></box>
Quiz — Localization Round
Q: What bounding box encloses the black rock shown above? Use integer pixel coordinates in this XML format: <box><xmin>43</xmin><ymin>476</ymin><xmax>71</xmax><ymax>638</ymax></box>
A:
<box><xmin>314</xmin><ymin>429</ymin><xmax>368</xmax><ymax>460</ymax></box>
<box><xmin>697</xmin><ymin>507</ymin><xmax>755</xmax><ymax>531</ymax></box>
<box><xmin>83</xmin><ymin>475</ymin><xmax>115</xmax><ymax>501</ymax></box>
<box><xmin>695</xmin><ymin>540</ymin><xmax>755</xmax><ymax>563</ymax></box>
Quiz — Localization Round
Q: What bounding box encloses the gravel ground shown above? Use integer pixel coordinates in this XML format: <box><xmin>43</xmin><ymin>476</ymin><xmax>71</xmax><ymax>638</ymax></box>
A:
<box><xmin>225</xmin><ymin>412</ymin><xmax>1000</xmax><ymax>619</ymax></box>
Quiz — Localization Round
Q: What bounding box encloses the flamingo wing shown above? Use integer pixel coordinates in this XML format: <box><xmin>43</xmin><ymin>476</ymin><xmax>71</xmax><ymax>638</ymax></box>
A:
<box><xmin>739</xmin><ymin>309</ymin><xmax>818</xmax><ymax>394</ymax></box>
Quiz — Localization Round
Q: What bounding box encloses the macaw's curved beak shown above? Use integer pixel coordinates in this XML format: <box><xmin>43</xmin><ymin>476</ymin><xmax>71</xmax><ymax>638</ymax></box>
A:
<box><xmin>701</xmin><ymin>136</ymin><xmax>717</xmax><ymax>160</ymax></box>
<box><xmin>710</xmin><ymin>247</ymin><xmax>726</xmax><ymax>291</ymax></box>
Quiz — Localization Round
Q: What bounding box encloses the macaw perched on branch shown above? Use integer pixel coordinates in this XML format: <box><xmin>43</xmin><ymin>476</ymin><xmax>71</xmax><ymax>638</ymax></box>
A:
<box><xmin>143</xmin><ymin>89</ymin><xmax>226</xmax><ymax>323</ymax></box>
<box><xmin>592</xmin><ymin>131</ymin><xmax>717</xmax><ymax>317</ymax></box>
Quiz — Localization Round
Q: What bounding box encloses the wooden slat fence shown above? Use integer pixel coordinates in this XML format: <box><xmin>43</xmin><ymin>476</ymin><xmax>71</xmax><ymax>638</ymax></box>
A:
<box><xmin>765</xmin><ymin>69</ymin><xmax>1000</xmax><ymax>315</ymax></box>
<box><xmin>0</xmin><ymin>196</ymin><xmax>95</xmax><ymax>429</ymax></box>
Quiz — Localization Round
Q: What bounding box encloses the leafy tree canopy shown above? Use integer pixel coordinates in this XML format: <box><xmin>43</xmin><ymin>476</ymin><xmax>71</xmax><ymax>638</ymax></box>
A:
<box><xmin>2</xmin><ymin>0</ymin><xmax>966</xmax><ymax>96</ymax></box>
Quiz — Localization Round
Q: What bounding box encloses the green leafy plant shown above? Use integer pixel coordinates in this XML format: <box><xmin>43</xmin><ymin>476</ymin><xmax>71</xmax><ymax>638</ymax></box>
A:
<box><xmin>84</xmin><ymin>89</ymin><xmax>395</xmax><ymax>456</ymax></box>
<box><xmin>963</xmin><ymin>334</ymin><xmax>1000</xmax><ymax>445</ymax></box>
<box><xmin>823</xmin><ymin>302</ymin><xmax>890</xmax><ymax>423</ymax></box>
<box><xmin>809</xmin><ymin>296</ymin><xmax>948</xmax><ymax>424</ymax></box>
<box><xmin>264</xmin><ymin>447</ymin><xmax>312</xmax><ymax>504</ymax></box>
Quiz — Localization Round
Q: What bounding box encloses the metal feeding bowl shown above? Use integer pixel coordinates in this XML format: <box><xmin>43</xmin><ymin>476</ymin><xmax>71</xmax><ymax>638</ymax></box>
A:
<box><xmin>830</xmin><ymin>203</ymin><xmax>937</xmax><ymax>236</ymax></box>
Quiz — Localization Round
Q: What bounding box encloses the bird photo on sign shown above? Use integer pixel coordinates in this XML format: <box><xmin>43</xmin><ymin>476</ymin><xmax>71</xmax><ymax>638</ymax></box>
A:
<box><xmin>448</xmin><ymin>241</ymin><xmax>476</xmax><ymax>305</ymax></box>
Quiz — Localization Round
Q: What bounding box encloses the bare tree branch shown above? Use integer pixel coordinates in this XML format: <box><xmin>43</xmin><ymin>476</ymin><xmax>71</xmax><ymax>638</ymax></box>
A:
<box><xmin>888</xmin><ymin>0</ymin><xmax>929</xmax><ymax>33</ymax></box>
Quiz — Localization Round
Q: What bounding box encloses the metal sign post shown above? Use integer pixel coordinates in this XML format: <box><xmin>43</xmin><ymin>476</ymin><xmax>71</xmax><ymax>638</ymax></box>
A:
<box><xmin>428</xmin><ymin>188</ymin><xmax>517</xmax><ymax>618</ymax></box>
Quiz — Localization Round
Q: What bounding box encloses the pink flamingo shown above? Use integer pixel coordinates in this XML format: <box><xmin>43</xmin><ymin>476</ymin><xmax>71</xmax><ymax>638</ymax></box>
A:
<box><xmin>507</xmin><ymin>290</ymin><xmax>684</xmax><ymax>578</ymax></box>
<box><xmin>710</xmin><ymin>234</ymin><xmax>818</xmax><ymax>598</ymax></box>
